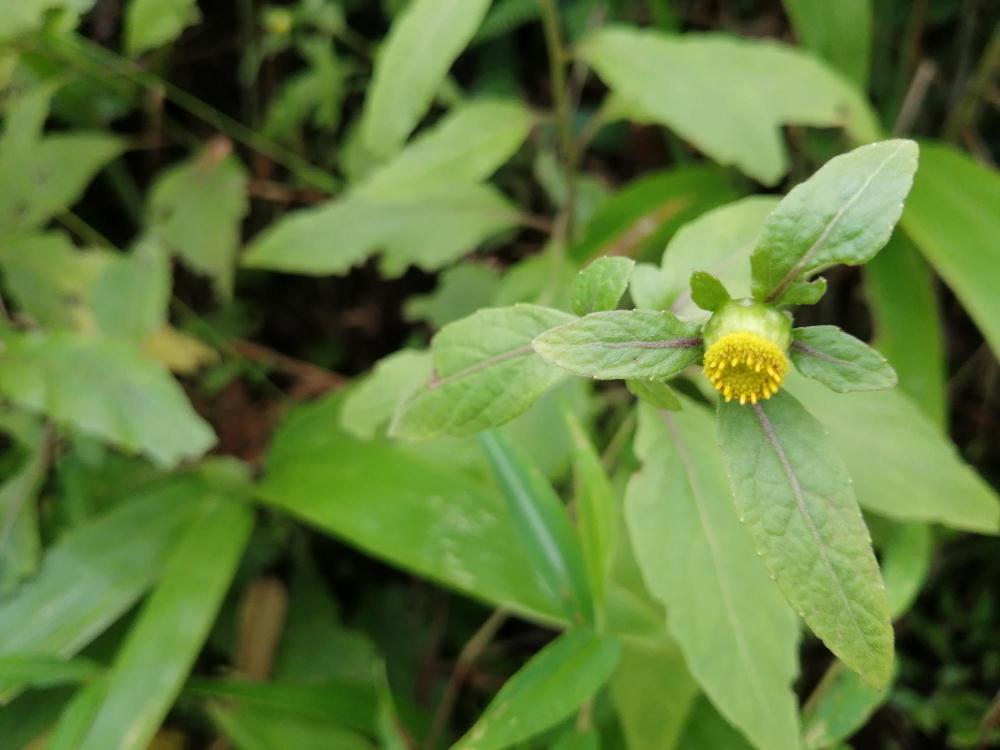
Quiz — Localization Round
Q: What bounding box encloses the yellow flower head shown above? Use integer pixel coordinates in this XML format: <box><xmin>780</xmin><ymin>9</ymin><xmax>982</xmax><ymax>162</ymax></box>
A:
<box><xmin>702</xmin><ymin>299</ymin><xmax>792</xmax><ymax>405</ymax></box>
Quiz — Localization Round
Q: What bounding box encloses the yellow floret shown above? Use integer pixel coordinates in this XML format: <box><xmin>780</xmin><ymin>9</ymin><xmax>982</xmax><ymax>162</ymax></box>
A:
<box><xmin>703</xmin><ymin>331</ymin><xmax>789</xmax><ymax>405</ymax></box>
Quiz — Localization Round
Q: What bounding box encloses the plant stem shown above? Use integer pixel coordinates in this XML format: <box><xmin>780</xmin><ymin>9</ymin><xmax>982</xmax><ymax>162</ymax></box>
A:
<box><xmin>538</xmin><ymin>0</ymin><xmax>577</xmax><ymax>243</ymax></box>
<box><xmin>424</xmin><ymin>609</ymin><xmax>507</xmax><ymax>750</ymax></box>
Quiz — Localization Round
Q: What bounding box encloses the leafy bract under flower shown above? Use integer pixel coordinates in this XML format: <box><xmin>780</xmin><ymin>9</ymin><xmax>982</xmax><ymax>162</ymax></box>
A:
<box><xmin>704</xmin><ymin>331</ymin><xmax>789</xmax><ymax>405</ymax></box>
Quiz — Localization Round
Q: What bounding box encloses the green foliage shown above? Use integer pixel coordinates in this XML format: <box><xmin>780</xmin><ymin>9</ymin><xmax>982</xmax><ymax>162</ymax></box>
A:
<box><xmin>359</xmin><ymin>0</ymin><xmax>492</xmax><ymax>157</ymax></box>
<box><xmin>902</xmin><ymin>141</ymin><xmax>1000</xmax><ymax>356</ymax></box>
<box><xmin>533</xmin><ymin>310</ymin><xmax>702</xmax><ymax>380</ymax></box>
<box><xmin>0</xmin><ymin>331</ymin><xmax>214</xmax><ymax>467</ymax></box>
<box><xmin>147</xmin><ymin>143</ymin><xmax>249</xmax><ymax>297</ymax></box>
<box><xmin>689</xmin><ymin>271</ymin><xmax>731</xmax><ymax>312</ymax></box>
<box><xmin>456</xmin><ymin>628</ymin><xmax>621</xmax><ymax>750</ymax></box>
<box><xmin>790</xmin><ymin>325</ymin><xmax>898</xmax><ymax>393</ymax></box>
<box><xmin>628</xmin><ymin>401</ymin><xmax>801</xmax><ymax>750</ymax></box>
<box><xmin>750</xmin><ymin>139</ymin><xmax>918</xmax><ymax>302</ymax></box>
<box><xmin>581</xmin><ymin>27</ymin><xmax>878</xmax><ymax>184</ymax></box>
<box><xmin>0</xmin><ymin>3</ymin><xmax>996</xmax><ymax>748</ymax></box>
<box><xmin>570</xmin><ymin>256</ymin><xmax>635</xmax><ymax>315</ymax></box>
<box><xmin>783</xmin><ymin>0</ymin><xmax>872</xmax><ymax>87</ymax></box>
<box><xmin>77</xmin><ymin>494</ymin><xmax>252</xmax><ymax>750</ymax></box>
<box><xmin>717</xmin><ymin>392</ymin><xmax>894</xmax><ymax>688</ymax></box>
<box><xmin>394</xmin><ymin>305</ymin><xmax>573</xmax><ymax>439</ymax></box>
<box><xmin>125</xmin><ymin>0</ymin><xmax>201</xmax><ymax>56</ymax></box>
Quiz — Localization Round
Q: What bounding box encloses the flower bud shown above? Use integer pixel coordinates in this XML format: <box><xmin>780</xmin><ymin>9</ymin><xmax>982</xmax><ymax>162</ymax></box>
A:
<box><xmin>702</xmin><ymin>299</ymin><xmax>792</xmax><ymax>405</ymax></box>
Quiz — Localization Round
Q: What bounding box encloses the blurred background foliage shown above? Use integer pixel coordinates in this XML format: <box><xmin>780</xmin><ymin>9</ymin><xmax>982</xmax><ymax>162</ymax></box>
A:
<box><xmin>0</xmin><ymin>0</ymin><xmax>997</xmax><ymax>749</ymax></box>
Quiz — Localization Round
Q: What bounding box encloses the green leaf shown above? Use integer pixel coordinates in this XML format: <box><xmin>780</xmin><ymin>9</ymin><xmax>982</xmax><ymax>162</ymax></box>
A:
<box><xmin>580</xmin><ymin>28</ymin><xmax>878</xmax><ymax>185</ymax></box>
<box><xmin>570</xmin><ymin>166</ymin><xmax>741</xmax><ymax>262</ymax></box>
<box><xmin>0</xmin><ymin>419</ymin><xmax>46</xmax><ymax>593</ymax></box>
<box><xmin>90</xmin><ymin>241</ymin><xmax>171</xmax><ymax>342</ymax></box>
<box><xmin>626</xmin><ymin>379</ymin><xmax>682</xmax><ymax>411</ymax></box>
<box><xmin>533</xmin><ymin>310</ymin><xmax>702</xmax><ymax>380</ymax></box>
<box><xmin>0</xmin><ymin>655</ymin><xmax>101</xmax><ymax>690</ymax></box>
<box><xmin>263</xmin><ymin>39</ymin><xmax>345</xmax><ymax>142</ymax></box>
<box><xmin>360</xmin><ymin>0</ymin><xmax>492</xmax><ymax>156</ymax></box>
<box><xmin>405</xmin><ymin>263</ymin><xmax>502</xmax><ymax>328</ymax></box>
<box><xmin>790</xmin><ymin>326</ymin><xmax>897</xmax><ymax>393</ymax></box>
<box><xmin>0</xmin><ymin>331</ymin><xmax>215</xmax><ymax>468</ymax></box>
<box><xmin>864</xmin><ymin>233</ymin><xmax>946</xmax><ymax>427</ymax></box>
<box><xmin>552</xmin><ymin>728</ymin><xmax>599</xmax><ymax>750</ymax></box>
<box><xmin>148</xmin><ymin>143</ymin><xmax>249</xmax><ymax>297</ymax></box>
<box><xmin>566</xmin><ymin>414</ymin><xmax>617</xmax><ymax>626</ymax></box>
<box><xmin>571</xmin><ymin>257</ymin><xmax>635</xmax><ymax>316</ymax></box>
<box><xmin>0</xmin><ymin>1</ymin><xmax>96</xmax><ymax>42</ymax></box>
<box><xmin>778</xmin><ymin>277</ymin><xmax>828</xmax><ymax>306</ymax></box>
<box><xmin>787</xmin><ymin>376</ymin><xmax>999</xmax><ymax>533</ymax></box>
<box><xmin>802</xmin><ymin>661</ymin><xmax>891</xmax><ymax>750</ymax></box>
<box><xmin>456</xmin><ymin>628</ymin><xmax>621</xmax><ymax>750</ymax></box>
<box><xmin>717</xmin><ymin>391</ymin><xmax>894</xmax><ymax>688</ymax></box>
<box><xmin>480</xmin><ymin>431</ymin><xmax>592</xmax><ymax>623</ymax></box>
<box><xmin>243</xmin><ymin>183</ymin><xmax>519</xmax><ymax>276</ymax></box>
<box><xmin>78</xmin><ymin>495</ymin><xmax>252</xmax><ymax>750</ymax></box>
<box><xmin>677</xmin><ymin>695</ymin><xmax>757</xmax><ymax>750</ymax></box>
<box><xmin>0</xmin><ymin>232</ymin><xmax>105</xmax><ymax>329</ymax></box>
<box><xmin>47</xmin><ymin>676</ymin><xmax>110</xmax><ymax>750</ymax></box>
<box><xmin>901</xmin><ymin>141</ymin><xmax>1000</xmax><ymax>357</ymax></box>
<box><xmin>394</xmin><ymin>305</ymin><xmax>573</xmax><ymax>439</ymax></box>
<box><xmin>628</xmin><ymin>401</ymin><xmax>801</xmax><ymax>750</ymax></box>
<box><xmin>879</xmin><ymin>521</ymin><xmax>932</xmax><ymax>619</ymax></box>
<box><xmin>340</xmin><ymin>350</ymin><xmax>433</xmax><ymax>440</ymax></box>
<box><xmin>257</xmin><ymin>394</ymin><xmax>566</xmax><ymax>623</ymax></box>
<box><xmin>0</xmin><ymin>476</ymin><xmax>202</xmax><ymax>678</ymax></box>
<box><xmin>185</xmin><ymin>678</ymin><xmax>375</xmax><ymax>732</ymax></box>
<box><xmin>783</xmin><ymin>0</ymin><xmax>872</xmax><ymax>87</ymax></box>
<box><xmin>689</xmin><ymin>271</ymin><xmax>730</xmax><ymax>312</ymax></box>
<box><xmin>750</xmin><ymin>139</ymin><xmax>918</xmax><ymax>303</ymax></box>
<box><xmin>356</xmin><ymin>99</ymin><xmax>533</xmax><ymax>200</ymax></box>
<box><xmin>610</xmin><ymin>637</ymin><xmax>698</xmax><ymax>750</ymax></box>
<box><xmin>656</xmin><ymin>196</ymin><xmax>781</xmax><ymax>317</ymax></box>
<box><xmin>209</xmin><ymin>702</ymin><xmax>374</xmax><ymax>750</ymax></box>
<box><xmin>0</xmin><ymin>89</ymin><xmax>123</xmax><ymax>231</ymax></box>
<box><xmin>125</xmin><ymin>0</ymin><xmax>201</xmax><ymax>56</ymax></box>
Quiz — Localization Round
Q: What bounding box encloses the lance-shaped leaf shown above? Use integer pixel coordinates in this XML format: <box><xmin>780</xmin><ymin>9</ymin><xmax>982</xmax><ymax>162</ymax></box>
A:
<box><xmin>628</xmin><ymin>402</ymin><xmax>801</xmax><ymax>750</ymax></box>
<box><xmin>626</xmin><ymin>379</ymin><xmax>682</xmax><ymax>411</ymax></box>
<box><xmin>790</xmin><ymin>326</ymin><xmax>897</xmax><ymax>393</ymax></box>
<box><xmin>751</xmin><ymin>140</ymin><xmax>918</xmax><ymax>303</ymax></box>
<box><xmin>78</xmin><ymin>495</ymin><xmax>253</xmax><ymax>750</ymax></box>
<box><xmin>455</xmin><ymin>628</ymin><xmax>621</xmax><ymax>750</ymax></box>
<box><xmin>717</xmin><ymin>391</ymin><xmax>894</xmax><ymax>688</ymax></box>
<box><xmin>394</xmin><ymin>305</ymin><xmax>573</xmax><ymax>439</ymax></box>
<box><xmin>360</xmin><ymin>0</ymin><xmax>492</xmax><ymax>156</ymax></box>
<box><xmin>901</xmin><ymin>141</ymin><xmax>1000</xmax><ymax>357</ymax></box>
<box><xmin>533</xmin><ymin>310</ymin><xmax>702</xmax><ymax>380</ymax></box>
<box><xmin>0</xmin><ymin>475</ymin><xmax>205</xmax><ymax>697</ymax></box>
<box><xmin>479</xmin><ymin>431</ymin><xmax>593</xmax><ymax>624</ymax></box>
<box><xmin>570</xmin><ymin>257</ymin><xmax>635</xmax><ymax>316</ymax></box>
<box><xmin>565</xmin><ymin>414</ymin><xmax>617</xmax><ymax>627</ymax></box>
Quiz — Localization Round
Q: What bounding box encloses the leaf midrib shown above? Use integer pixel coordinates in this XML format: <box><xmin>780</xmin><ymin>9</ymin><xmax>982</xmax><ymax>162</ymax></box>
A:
<box><xmin>751</xmin><ymin>403</ymin><xmax>870</xmax><ymax>654</ymax></box>
<box><xmin>661</xmin><ymin>412</ymin><xmax>775</xmax><ymax>732</ymax></box>
<box><xmin>766</xmin><ymin>141</ymin><xmax>908</xmax><ymax>302</ymax></box>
